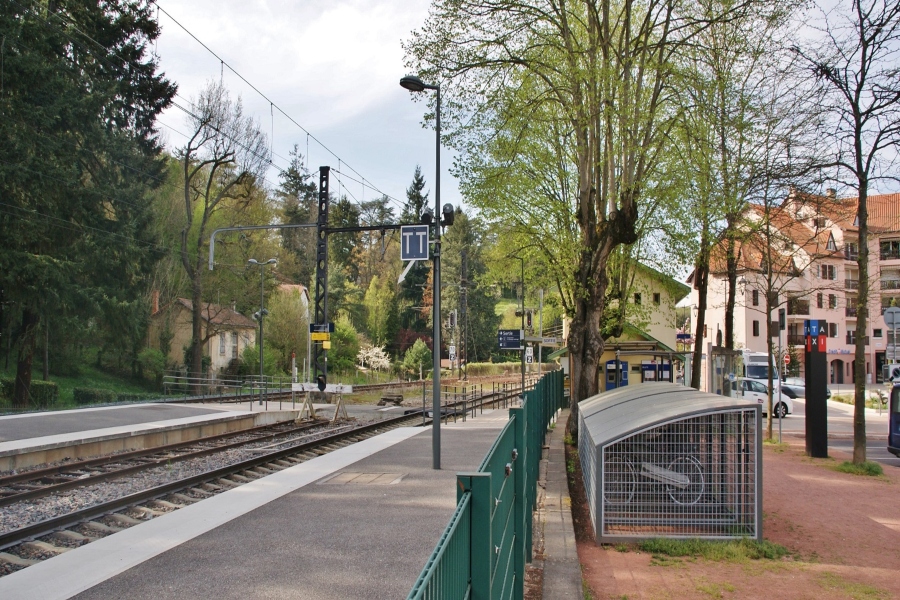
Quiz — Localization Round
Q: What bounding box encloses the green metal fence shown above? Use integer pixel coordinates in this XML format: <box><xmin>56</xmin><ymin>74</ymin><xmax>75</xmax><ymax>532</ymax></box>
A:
<box><xmin>407</xmin><ymin>370</ymin><xmax>566</xmax><ymax>600</ymax></box>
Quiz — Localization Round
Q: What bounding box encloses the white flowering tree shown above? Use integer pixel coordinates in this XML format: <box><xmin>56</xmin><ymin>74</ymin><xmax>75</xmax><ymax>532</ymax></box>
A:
<box><xmin>357</xmin><ymin>344</ymin><xmax>391</xmax><ymax>372</ymax></box>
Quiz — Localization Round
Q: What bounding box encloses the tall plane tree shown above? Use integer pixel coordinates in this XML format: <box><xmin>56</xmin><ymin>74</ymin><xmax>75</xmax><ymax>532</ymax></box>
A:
<box><xmin>405</xmin><ymin>0</ymin><xmax>751</xmax><ymax>423</ymax></box>
<box><xmin>0</xmin><ymin>0</ymin><xmax>175</xmax><ymax>407</ymax></box>
<box><xmin>796</xmin><ymin>0</ymin><xmax>900</xmax><ymax>464</ymax></box>
<box><xmin>179</xmin><ymin>81</ymin><xmax>268</xmax><ymax>389</ymax></box>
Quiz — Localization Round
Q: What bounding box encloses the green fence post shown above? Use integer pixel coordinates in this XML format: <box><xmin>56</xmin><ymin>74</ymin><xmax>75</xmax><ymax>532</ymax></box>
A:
<box><xmin>510</xmin><ymin>406</ymin><xmax>527</xmax><ymax>596</ymax></box>
<box><xmin>459</xmin><ymin>472</ymin><xmax>492</xmax><ymax>600</ymax></box>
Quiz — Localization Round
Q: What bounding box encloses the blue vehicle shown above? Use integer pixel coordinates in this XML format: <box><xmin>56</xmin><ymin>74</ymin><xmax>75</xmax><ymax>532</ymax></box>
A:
<box><xmin>888</xmin><ymin>365</ymin><xmax>900</xmax><ymax>458</ymax></box>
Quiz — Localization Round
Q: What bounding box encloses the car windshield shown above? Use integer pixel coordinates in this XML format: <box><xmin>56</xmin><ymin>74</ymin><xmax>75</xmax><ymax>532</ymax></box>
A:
<box><xmin>747</xmin><ymin>364</ymin><xmax>777</xmax><ymax>380</ymax></box>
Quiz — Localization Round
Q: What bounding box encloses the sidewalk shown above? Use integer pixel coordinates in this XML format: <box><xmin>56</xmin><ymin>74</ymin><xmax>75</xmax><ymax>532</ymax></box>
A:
<box><xmin>533</xmin><ymin>409</ymin><xmax>582</xmax><ymax>599</ymax></box>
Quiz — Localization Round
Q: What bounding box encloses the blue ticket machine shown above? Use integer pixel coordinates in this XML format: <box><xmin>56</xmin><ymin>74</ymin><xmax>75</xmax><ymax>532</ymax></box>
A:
<box><xmin>605</xmin><ymin>360</ymin><xmax>629</xmax><ymax>390</ymax></box>
<box><xmin>640</xmin><ymin>361</ymin><xmax>658</xmax><ymax>383</ymax></box>
<box><xmin>658</xmin><ymin>360</ymin><xmax>671</xmax><ymax>382</ymax></box>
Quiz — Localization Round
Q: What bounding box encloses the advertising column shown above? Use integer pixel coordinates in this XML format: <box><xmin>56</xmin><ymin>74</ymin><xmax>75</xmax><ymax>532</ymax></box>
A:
<box><xmin>804</xmin><ymin>319</ymin><xmax>828</xmax><ymax>458</ymax></box>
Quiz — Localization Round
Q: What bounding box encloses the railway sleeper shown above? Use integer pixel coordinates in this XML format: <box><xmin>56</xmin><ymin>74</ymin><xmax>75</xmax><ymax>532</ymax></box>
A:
<box><xmin>49</xmin><ymin>530</ymin><xmax>94</xmax><ymax>545</ymax></box>
<box><xmin>166</xmin><ymin>493</ymin><xmax>199</xmax><ymax>505</ymax></box>
<box><xmin>21</xmin><ymin>541</ymin><xmax>69</xmax><ymax>556</ymax></box>
<box><xmin>200</xmin><ymin>482</ymin><xmax>223</xmax><ymax>493</ymax></box>
<box><xmin>0</xmin><ymin>552</ymin><xmax>39</xmax><ymax>567</ymax></box>
<box><xmin>214</xmin><ymin>478</ymin><xmax>240</xmax><ymax>488</ymax></box>
<box><xmin>104</xmin><ymin>514</ymin><xmax>142</xmax><ymax>528</ymax></box>
<box><xmin>126</xmin><ymin>506</ymin><xmax>162</xmax><ymax>520</ymax></box>
<box><xmin>83</xmin><ymin>521</ymin><xmax>124</xmax><ymax>535</ymax></box>
<box><xmin>228</xmin><ymin>474</ymin><xmax>252</xmax><ymax>483</ymax></box>
<box><xmin>147</xmin><ymin>499</ymin><xmax>180</xmax><ymax>511</ymax></box>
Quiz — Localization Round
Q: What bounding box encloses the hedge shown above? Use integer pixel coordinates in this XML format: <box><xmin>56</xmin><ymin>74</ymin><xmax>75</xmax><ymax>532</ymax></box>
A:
<box><xmin>73</xmin><ymin>387</ymin><xmax>118</xmax><ymax>405</ymax></box>
<box><xmin>0</xmin><ymin>377</ymin><xmax>59</xmax><ymax>407</ymax></box>
<box><xmin>116</xmin><ymin>392</ymin><xmax>160</xmax><ymax>403</ymax></box>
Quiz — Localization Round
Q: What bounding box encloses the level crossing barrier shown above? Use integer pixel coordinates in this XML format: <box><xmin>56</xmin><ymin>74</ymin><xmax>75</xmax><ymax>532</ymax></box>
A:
<box><xmin>407</xmin><ymin>369</ymin><xmax>565</xmax><ymax>600</ymax></box>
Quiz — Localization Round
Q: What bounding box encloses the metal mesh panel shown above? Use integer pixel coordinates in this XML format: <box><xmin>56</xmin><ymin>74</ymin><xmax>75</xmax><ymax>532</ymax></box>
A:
<box><xmin>578</xmin><ymin>410</ymin><xmax>598</xmax><ymax>539</ymax></box>
<box><xmin>599</xmin><ymin>409</ymin><xmax>758</xmax><ymax>542</ymax></box>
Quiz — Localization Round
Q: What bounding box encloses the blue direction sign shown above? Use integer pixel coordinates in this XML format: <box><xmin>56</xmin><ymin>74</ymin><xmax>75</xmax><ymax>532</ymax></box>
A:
<box><xmin>498</xmin><ymin>329</ymin><xmax>523</xmax><ymax>350</ymax></box>
<box><xmin>401</xmin><ymin>225</ymin><xmax>430</xmax><ymax>261</ymax></box>
<box><xmin>309</xmin><ymin>322</ymin><xmax>335</xmax><ymax>333</ymax></box>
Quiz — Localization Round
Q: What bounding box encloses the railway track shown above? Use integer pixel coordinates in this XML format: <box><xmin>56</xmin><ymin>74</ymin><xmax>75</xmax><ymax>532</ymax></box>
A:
<box><xmin>0</xmin><ymin>420</ymin><xmax>325</xmax><ymax>508</ymax></box>
<box><xmin>0</xmin><ymin>410</ymin><xmax>428</xmax><ymax>576</ymax></box>
<box><xmin>0</xmin><ymin>384</ymin><xmax>526</xmax><ymax>577</ymax></box>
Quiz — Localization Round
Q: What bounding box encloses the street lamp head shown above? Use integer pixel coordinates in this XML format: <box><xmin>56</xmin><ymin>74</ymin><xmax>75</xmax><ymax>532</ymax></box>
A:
<box><xmin>400</xmin><ymin>75</ymin><xmax>426</xmax><ymax>92</ymax></box>
<box><xmin>248</xmin><ymin>258</ymin><xmax>259</xmax><ymax>266</ymax></box>
<box><xmin>400</xmin><ymin>75</ymin><xmax>438</xmax><ymax>92</ymax></box>
<box><xmin>265</xmin><ymin>258</ymin><xmax>277</xmax><ymax>265</ymax></box>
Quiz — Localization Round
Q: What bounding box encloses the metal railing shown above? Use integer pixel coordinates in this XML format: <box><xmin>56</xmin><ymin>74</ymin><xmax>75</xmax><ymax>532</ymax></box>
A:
<box><xmin>882</xmin><ymin>280</ymin><xmax>900</xmax><ymax>290</ymax></box>
<box><xmin>407</xmin><ymin>370</ymin><xmax>565</xmax><ymax>600</ymax></box>
<box><xmin>845</xmin><ymin>279</ymin><xmax>860</xmax><ymax>290</ymax></box>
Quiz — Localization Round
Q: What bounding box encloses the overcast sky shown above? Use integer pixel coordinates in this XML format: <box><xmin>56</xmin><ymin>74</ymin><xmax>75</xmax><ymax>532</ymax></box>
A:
<box><xmin>153</xmin><ymin>0</ymin><xmax>455</xmax><ymax>216</ymax></box>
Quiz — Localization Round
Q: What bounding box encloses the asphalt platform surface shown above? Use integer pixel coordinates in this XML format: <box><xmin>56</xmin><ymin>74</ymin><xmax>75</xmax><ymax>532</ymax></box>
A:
<box><xmin>0</xmin><ymin>404</ymin><xmax>226</xmax><ymax>443</ymax></box>
<box><xmin>0</xmin><ymin>411</ymin><xmax>510</xmax><ymax>600</ymax></box>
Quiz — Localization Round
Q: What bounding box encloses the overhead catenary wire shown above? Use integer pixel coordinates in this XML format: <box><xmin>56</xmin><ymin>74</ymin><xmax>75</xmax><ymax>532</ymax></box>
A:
<box><xmin>11</xmin><ymin>0</ymin><xmax>400</xmax><ymax>209</ymax></box>
<box><xmin>150</xmin><ymin>1</ymin><xmax>405</xmax><ymax>207</ymax></box>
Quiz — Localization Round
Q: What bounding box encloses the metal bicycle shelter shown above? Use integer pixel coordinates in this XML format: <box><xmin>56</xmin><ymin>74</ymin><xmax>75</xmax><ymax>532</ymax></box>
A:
<box><xmin>578</xmin><ymin>382</ymin><xmax>762</xmax><ymax>543</ymax></box>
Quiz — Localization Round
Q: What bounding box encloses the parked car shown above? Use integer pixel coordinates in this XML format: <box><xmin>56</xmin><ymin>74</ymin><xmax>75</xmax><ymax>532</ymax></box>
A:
<box><xmin>732</xmin><ymin>378</ymin><xmax>792</xmax><ymax>418</ymax></box>
<box><xmin>782</xmin><ymin>377</ymin><xmax>832</xmax><ymax>399</ymax></box>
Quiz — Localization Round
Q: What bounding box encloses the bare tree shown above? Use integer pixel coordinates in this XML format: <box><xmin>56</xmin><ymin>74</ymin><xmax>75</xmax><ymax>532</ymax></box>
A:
<box><xmin>795</xmin><ymin>0</ymin><xmax>900</xmax><ymax>463</ymax></box>
<box><xmin>179</xmin><ymin>81</ymin><xmax>269</xmax><ymax>389</ymax></box>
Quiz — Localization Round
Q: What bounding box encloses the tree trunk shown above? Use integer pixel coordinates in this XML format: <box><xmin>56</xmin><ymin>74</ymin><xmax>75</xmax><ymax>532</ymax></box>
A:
<box><xmin>853</xmin><ymin>181</ymin><xmax>868</xmax><ymax>464</ymax></box>
<box><xmin>13</xmin><ymin>308</ymin><xmax>39</xmax><ymax>408</ymax></box>
<box><xmin>691</xmin><ymin>259</ymin><xmax>709</xmax><ymax>391</ymax></box>
<box><xmin>724</xmin><ymin>234</ymin><xmax>738</xmax><ymax>350</ymax></box>
<box><xmin>191</xmin><ymin>281</ymin><xmax>204</xmax><ymax>395</ymax></box>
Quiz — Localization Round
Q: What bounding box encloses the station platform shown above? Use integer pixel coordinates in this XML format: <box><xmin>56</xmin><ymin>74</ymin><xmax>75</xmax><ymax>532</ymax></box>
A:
<box><xmin>0</xmin><ymin>403</ymin><xmax>310</xmax><ymax>471</ymax></box>
<box><xmin>0</xmin><ymin>409</ymin><xmax>520</xmax><ymax>600</ymax></box>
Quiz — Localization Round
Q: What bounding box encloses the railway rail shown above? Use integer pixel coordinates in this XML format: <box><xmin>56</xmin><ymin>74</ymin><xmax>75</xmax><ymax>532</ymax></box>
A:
<box><xmin>0</xmin><ymin>383</ymin><xmax>527</xmax><ymax>576</ymax></box>
<box><xmin>0</xmin><ymin>420</ymin><xmax>324</xmax><ymax>508</ymax></box>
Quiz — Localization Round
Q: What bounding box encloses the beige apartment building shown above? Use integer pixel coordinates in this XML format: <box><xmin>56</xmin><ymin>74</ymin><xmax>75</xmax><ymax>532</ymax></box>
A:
<box><xmin>685</xmin><ymin>190</ymin><xmax>900</xmax><ymax>385</ymax></box>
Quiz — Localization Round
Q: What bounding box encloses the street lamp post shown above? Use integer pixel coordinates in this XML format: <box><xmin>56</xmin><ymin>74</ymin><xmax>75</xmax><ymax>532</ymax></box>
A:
<box><xmin>401</xmin><ymin>74</ymin><xmax>443</xmax><ymax>470</ymax></box>
<box><xmin>249</xmin><ymin>258</ymin><xmax>276</xmax><ymax>406</ymax></box>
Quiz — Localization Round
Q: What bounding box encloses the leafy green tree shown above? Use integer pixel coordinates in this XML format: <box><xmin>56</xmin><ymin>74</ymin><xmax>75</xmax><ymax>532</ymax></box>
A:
<box><xmin>0</xmin><ymin>0</ymin><xmax>175</xmax><ymax>406</ymax></box>
<box><xmin>404</xmin><ymin>0</ymin><xmax>754</xmax><ymax>423</ymax></box>
<box><xmin>402</xmin><ymin>338</ymin><xmax>432</xmax><ymax>380</ymax></box>
<box><xmin>441</xmin><ymin>211</ymin><xmax>501</xmax><ymax>363</ymax></box>
<box><xmin>265</xmin><ymin>286</ymin><xmax>309</xmax><ymax>374</ymax></box>
<box><xmin>328</xmin><ymin>315</ymin><xmax>360</xmax><ymax>375</ymax></box>
<box><xmin>363</xmin><ymin>275</ymin><xmax>398</xmax><ymax>347</ymax></box>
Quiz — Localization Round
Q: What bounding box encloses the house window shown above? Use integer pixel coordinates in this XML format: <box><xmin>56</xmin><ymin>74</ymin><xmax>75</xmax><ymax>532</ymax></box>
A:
<box><xmin>874</xmin><ymin>328</ymin><xmax>883</xmax><ymax>338</ymax></box>
<box><xmin>829</xmin><ymin>323</ymin><xmax>838</xmax><ymax>338</ymax></box>
<box><xmin>231</xmin><ymin>331</ymin><xmax>239</xmax><ymax>359</ymax></box>
<box><xmin>828</xmin><ymin>294</ymin><xmax>837</xmax><ymax>309</ymax></box>
<box><xmin>817</xmin><ymin>293</ymin><xmax>823</xmax><ymax>309</ymax></box>
<box><xmin>653</xmin><ymin>292</ymin><xmax>661</xmax><ymax>305</ymax></box>
<box><xmin>813</xmin><ymin>216</ymin><xmax>826</xmax><ymax>229</ymax></box>
<box><xmin>219</xmin><ymin>334</ymin><xmax>226</xmax><ymax>355</ymax></box>
<box><xmin>819</xmin><ymin>264</ymin><xmax>836</xmax><ymax>280</ymax></box>
<box><xmin>826</xmin><ymin>234</ymin><xmax>837</xmax><ymax>251</ymax></box>
<box><xmin>880</xmin><ymin>239</ymin><xmax>900</xmax><ymax>260</ymax></box>
<box><xmin>752</xmin><ymin>289</ymin><xmax>759</xmax><ymax>306</ymax></box>
<box><xmin>634</xmin><ymin>293</ymin><xmax>641</xmax><ymax>305</ymax></box>
<box><xmin>845</xmin><ymin>242</ymin><xmax>859</xmax><ymax>260</ymax></box>
<box><xmin>847</xmin><ymin>329</ymin><xmax>856</xmax><ymax>345</ymax></box>
<box><xmin>752</xmin><ymin>320</ymin><xmax>760</xmax><ymax>337</ymax></box>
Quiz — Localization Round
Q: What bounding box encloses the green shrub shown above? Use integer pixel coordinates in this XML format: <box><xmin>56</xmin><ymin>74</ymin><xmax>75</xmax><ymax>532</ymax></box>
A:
<box><xmin>0</xmin><ymin>377</ymin><xmax>59</xmax><ymax>407</ymax></box>
<box><xmin>73</xmin><ymin>387</ymin><xmax>118</xmax><ymax>405</ymax></box>
<box><xmin>137</xmin><ymin>348</ymin><xmax>166</xmax><ymax>384</ymax></box>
